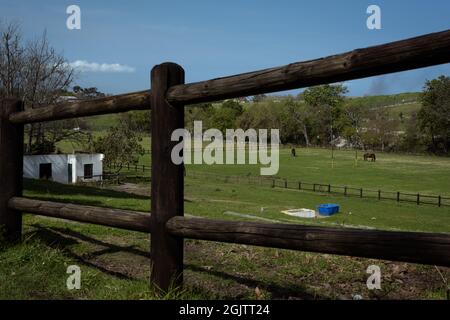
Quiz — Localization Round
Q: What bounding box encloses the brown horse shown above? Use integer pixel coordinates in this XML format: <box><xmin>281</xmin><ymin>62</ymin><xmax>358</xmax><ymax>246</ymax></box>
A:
<box><xmin>364</xmin><ymin>153</ymin><xmax>376</xmax><ymax>162</ymax></box>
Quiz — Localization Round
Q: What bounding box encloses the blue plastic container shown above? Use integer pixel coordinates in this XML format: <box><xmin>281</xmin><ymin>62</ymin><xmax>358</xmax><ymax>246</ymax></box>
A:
<box><xmin>317</xmin><ymin>204</ymin><xmax>340</xmax><ymax>216</ymax></box>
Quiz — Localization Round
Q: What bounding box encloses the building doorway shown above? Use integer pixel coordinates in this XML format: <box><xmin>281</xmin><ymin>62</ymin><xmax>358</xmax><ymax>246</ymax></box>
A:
<box><xmin>84</xmin><ymin>164</ymin><xmax>93</xmax><ymax>179</ymax></box>
<box><xmin>39</xmin><ymin>163</ymin><xmax>52</xmax><ymax>180</ymax></box>
<box><xmin>68</xmin><ymin>163</ymin><xmax>73</xmax><ymax>183</ymax></box>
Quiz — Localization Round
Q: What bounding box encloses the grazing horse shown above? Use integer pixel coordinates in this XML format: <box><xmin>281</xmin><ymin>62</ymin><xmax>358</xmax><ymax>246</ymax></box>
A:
<box><xmin>291</xmin><ymin>148</ymin><xmax>296</xmax><ymax>157</ymax></box>
<box><xmin>364</xmin><ymin>153</ymin><xmax>376</xmax><ymax>162</ymax></box>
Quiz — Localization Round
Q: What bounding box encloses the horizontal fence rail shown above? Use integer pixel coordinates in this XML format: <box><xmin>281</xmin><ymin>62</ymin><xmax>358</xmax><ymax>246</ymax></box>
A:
<box><xmin>8</xmin><ymin>197</ymin><xmax>450</xmax><ymax>267</ymax></box>
<box><xmin>9</xmin><ymin>90</ymin><xmax>151</xmax><ymax>124</ymax></box>
<box><xmin>8</xmin><ymin>29</ymin><xmax>450</xmax><ymax>124</ymax></box>
<box><xmin>8</xmin><ymin>197</ymin><xmax>151</xmax><ymax>233</ymax></box>
<box><xmin>166</xmin><ymin>216</ymin><xmax>450</xmax><ymax>267</ymax></box>
<box><xmin>166</xmin><ymin>30</ymin><xmax>450</xmax><ymax>104</ymax></box>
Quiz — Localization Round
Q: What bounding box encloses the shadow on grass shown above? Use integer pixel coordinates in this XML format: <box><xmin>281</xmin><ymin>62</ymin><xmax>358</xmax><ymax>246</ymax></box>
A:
<box><xmin>23</xmin><ymin>196</ymin><xmax>121</xmax><ymax>209</ymax></box>
<box><xmin>26</xmin><ymin>223</ymin><xmax>327</xmax><ymax>299</ymax></box>
<box><xmin>184</xmin><ymin>264</ymin><xmax>322</xmax><ymax>300</ymax></box>
<box><xmin>27</xmin><ymin>224</ymin><xmax>147</xmax><ymax>280</ymax></box>
<box><xmin>24</xmin><ymin>178</ymin><xmax>151</xmax><ymax>201</ymax></box>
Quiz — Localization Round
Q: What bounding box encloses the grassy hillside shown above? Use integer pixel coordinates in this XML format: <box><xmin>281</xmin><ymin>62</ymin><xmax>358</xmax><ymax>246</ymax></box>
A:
<box><xmin>346</xmin><ymin>92</ymin><xmax>420</xmax><ymax>109</ymax></box>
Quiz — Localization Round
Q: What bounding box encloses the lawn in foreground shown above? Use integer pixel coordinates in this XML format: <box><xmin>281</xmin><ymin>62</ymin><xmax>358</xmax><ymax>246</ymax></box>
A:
<box><xmin>0</xmin><ymin>179</ymin><xmax>450</xmax><ymax>299</ymax></box>
<box><xmin>0</xmin><ymin>178</ymin><xmax>448</xmax><ymax>299</ymax></box>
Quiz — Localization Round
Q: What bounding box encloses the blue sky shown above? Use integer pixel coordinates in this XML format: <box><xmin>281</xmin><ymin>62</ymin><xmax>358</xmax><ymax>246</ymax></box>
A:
<box><xmin>1</xmin><ymin>0</ymin><xmax>449</xmax><ymax>96</ymax></box>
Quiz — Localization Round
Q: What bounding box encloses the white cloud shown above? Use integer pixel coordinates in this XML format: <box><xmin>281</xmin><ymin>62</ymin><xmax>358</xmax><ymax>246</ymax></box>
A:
<box><xmin>69</xmin><ymin>60</ymin><xmax>135</xmax><ymax>73</ymax></box>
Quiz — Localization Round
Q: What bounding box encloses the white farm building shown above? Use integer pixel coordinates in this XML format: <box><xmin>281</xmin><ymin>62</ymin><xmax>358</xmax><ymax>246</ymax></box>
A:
<box><xmin>23</xmin><ymin>153</ymin><xmax>105</xmax><ymax>184</ymax></box>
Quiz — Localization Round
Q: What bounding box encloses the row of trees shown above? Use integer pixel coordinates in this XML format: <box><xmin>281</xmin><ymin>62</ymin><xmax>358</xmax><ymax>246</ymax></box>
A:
<box><xmin>184</xmin><ymin>77</ymin><xmax>450</xmax><ymax>155</ymax></box>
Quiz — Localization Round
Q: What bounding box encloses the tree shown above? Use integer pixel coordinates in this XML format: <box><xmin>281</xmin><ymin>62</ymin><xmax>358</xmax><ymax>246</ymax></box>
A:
<box><xmin>302</xmin><ymin>84</ymin><xmax>348</xmax><ymax>146</ymax></box>
<box><xmin>418</xmin><ymin>75</ymin><xmax>450</xmax><ymax>154</ymax></box>
<box><xmin>362</xmin><ymin>108</ymin><xmax>399</xmax><ymax>151</ymax></box>
<box><xmin>0</xmin><ymin>21</ymin><xmax>75</xmax><ymax>153</ymax></box>
<box><xmin>399</xmin><ymin>112</ymin><xmax>425</xmax><ymax>153</ymax></box>
<box><xmin>238</xmin><ymin>100</ymin><xmax>277</xmax><ymax>128</ymax></box>
<box><xmin>73</xmin><ymin>86</ymin><xmax>106</xmax><ymax>99</ymax></box>
<box><xmin>302</xmin><ymin>84</ymin><xmax>348</xmax><ymax>166</ymax></box>
<box><xmin>341</xmin><ymin>103</ymin><xmax>365</xmax><ymax>148</ymax></box>
<box><xmin>185</xmin><ymin>103</ymin><xmax>215</xmax><ymax>132</ymax></box>
<box><xmin>90</xmin><ymin>120</ymin><xmax>145</xmax><ymax>172</ymax></box>
<box><xmin>120</xmin><ymin>110</ymin><xmax>151</xmax><ymax>133</ymax></box>
<box><xmin>340</xmin><ymin>102</ymin><xmax>366</xmax><ymax>162</ymax></box>
<box><xmin>0</xmin><ymin>22</ymin><xmax>23</xmax><ymax>97</ymax></box>
<box><xmin>284</xmin><ymin>100</ymin><xmax>311</xmax><ymax>146</ymax></box>
<box><xmin>210</xmin><ymin>100</ymin><xmax>243</xmax><ymax>133</ymax></box>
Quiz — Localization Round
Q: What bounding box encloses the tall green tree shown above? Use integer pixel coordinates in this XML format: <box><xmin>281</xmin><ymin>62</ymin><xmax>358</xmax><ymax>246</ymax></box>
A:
<box><xmin>302</xmin><ymin>84</ymin><xmax>348</xmax><ymax>146</ymax></box>
<box><xmin>90</xmin><ymin>120</ymin><xmax>145</xmax><ymax>172</ymax></box>
<box><xmin>418</xmin><ymin>75</ymin><xmax>450</xmax><ymax>154</ymax></box>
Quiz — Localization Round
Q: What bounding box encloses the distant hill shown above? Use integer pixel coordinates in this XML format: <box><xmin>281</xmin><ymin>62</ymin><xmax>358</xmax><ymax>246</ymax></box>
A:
<box><xmin>345</xmin><ymin>92</ymin><xmax>420</xmax><ymax>109</ymax></box>
<box><xmin>82</xmin><ymin>92</ymin><xmax>423</xmax><ymax>132</ymax></box>
<box><xmin>84</xmin><ymin>114</ymin><xmax>120</xmax><ymax>132</ymax></box>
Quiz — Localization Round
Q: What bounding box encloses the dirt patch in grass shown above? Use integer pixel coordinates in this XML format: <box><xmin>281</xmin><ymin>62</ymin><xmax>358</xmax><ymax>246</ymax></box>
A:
<box><xmin>110</xmin><ymin>183</ymin><xmax>151</xmax><ymax>197</ymax></box>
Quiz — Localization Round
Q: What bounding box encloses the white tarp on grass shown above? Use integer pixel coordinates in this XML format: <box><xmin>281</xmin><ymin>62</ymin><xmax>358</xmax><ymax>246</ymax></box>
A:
<box><xmin>281</xmin><ymin>209</ymin><xmax>316</xmax><ymax>219</ymax></box>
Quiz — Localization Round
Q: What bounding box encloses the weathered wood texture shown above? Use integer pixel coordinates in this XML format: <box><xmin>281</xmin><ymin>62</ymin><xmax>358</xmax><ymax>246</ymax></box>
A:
<box><xmin>0</xmin><ymin>99</ymin><xmax>24</xmax><ymax>242</ymax></box>
<box><xmin>9</xmin><ymin>90</ymin><xmax>151</xmax><ymax>124</ymax></box>
<box><xmin>150</xmin><ymin>63</ymin><xmax>185</xmax><ymax>291</ymax></box>
<box><xmin>167</xmin><ymin>29</ymin><xmax>450</xmax><ymax>104</ymax></box>
<box><xmin>8</xmin><ymin>197</ymin><xmax>151</xmax><ymax>233</ymax></box>
<box><xmin>8</xmin><ymin>29</ymin><xmax>450</xmax><ymax>124</ymax></box>
<box><xmin>166</xmin><ymin>217</ymin><xmax>450</xmax><ymax>267</ymax></box>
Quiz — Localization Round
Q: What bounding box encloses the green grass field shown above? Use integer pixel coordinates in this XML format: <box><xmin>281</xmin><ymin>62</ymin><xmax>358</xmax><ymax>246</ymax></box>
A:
<box><xmin>113</xmin><ymin>146</ymin><xmax>450</xmax><ymax>233</ymax></box>
<box><xmin>127</xmin><ymin>146</ymin><xmax>450</xmax><ymax>197</ymax></box>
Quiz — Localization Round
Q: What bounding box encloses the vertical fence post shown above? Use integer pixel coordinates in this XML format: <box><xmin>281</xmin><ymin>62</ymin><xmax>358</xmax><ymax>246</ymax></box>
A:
<box><xmin>0</xmin><ymin>99</ymin><xmax>24</xmax><ymax>242</ymax></box>
<box><xmin>378</xmin><ymin>190</ymin><xmax>381</xmax><ymax>201</ymax></box>
<box><xmin>397</xmin><ymin>192</ymin><xmax>400</xmax><ymax>202</ymax></box>
<box><xmin>417</xmin><ymin>194</ymin><xmax>420</xmax><ymax>206</ymax></box>
<box><xmin>328</xmin><ymin>184</ymin><xmax>331</xmax><ymax>193</ymax></box>
<box><xmin>438</xmin><ymin>196</ymin><xmax>441</xmax><ymax>207</ymax></box>
<box><xmin>284</xmin><ymin>179</ymin><xmax>287</xmax><ymax>188</ymax></box>
<box><xmin>360</xmin><ymin>188</ymin><xmax>363</xmax><ymax>198</ymax></box>
<box><xmin>344</xmin><ymin>186</ymin><xmax>347</xmax><ymax>196</ymax></box>
<box><xmin>313</xmin><ymin>184</ymin><xmax>316</xmax><ymax>192</ymax></box>
<box><xmin>298</xmin><ymin>181</ymin><xmax>301</xmax><ymax>190</ymax></box>
<box><xmin>150</xmin><ymin>63</ymin><xmax>185</xmax><ymax>292</ymax></box>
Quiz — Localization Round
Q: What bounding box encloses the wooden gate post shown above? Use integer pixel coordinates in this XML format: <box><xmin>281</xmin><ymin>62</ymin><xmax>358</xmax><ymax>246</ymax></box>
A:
<box><xmin>0</xmin><ymin>99</ymin><xmax>24</xmax><ymax>242</ymax></box>
<box><xmin>150</xmin><ymin>63</ymin><xmax>185</xmax><ymax>292</ymax></box>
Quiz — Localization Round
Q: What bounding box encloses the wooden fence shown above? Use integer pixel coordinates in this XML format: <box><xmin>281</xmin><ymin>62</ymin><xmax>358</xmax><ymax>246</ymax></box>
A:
<box><xmin>1</xmin><ymin>30</ymin><xmax>450</xmax><ymax>293</ymax></box>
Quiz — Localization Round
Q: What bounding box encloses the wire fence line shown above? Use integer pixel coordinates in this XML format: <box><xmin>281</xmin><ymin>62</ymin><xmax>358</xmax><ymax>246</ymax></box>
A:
<box><xmin>107</xmin><ymin>163</ymin><xmax>450</xmax><ymax>207</ymax></box>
